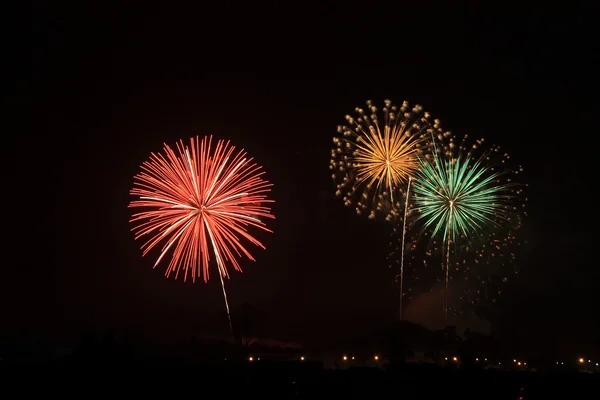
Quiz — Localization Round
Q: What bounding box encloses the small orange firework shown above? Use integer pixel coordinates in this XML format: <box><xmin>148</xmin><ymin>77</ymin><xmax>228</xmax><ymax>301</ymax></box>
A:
<box><xmin>330</xmin><ymin>99</ymin><xmax>446</xmax><ymax>220</ymax></box>
<box><xmin>129</xmin><ymin>135</ymin><xmax>275</xmax><ymax>283</ymax></box>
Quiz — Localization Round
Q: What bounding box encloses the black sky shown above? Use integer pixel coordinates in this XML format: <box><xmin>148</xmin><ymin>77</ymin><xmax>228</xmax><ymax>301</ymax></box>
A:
<box><xmin>6</xmin><ymin>3</ymin><xmax>598</xmax><ymax>356</ymax></box>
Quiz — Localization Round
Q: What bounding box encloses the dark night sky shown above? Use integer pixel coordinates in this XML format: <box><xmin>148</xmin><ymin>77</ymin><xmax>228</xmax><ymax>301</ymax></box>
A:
<box><xmin>6</xmin><ymin>3</ymin><xmax>598</xmax><ymax>356</ymax></box>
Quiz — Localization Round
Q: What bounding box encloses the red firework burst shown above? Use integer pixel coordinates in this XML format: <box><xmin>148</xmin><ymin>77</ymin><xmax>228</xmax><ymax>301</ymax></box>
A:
<box><xmin>129</xmin><ymin>135</ymin><xmax>275</xmax><ymax>283</ymax></box>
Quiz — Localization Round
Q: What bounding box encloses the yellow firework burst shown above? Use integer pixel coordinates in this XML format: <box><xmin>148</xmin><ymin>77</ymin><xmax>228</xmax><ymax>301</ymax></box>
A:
<box><xmin>330</xmin><ymin>99</ymin><xmax>446</xmax><ymax>220</ymax></box>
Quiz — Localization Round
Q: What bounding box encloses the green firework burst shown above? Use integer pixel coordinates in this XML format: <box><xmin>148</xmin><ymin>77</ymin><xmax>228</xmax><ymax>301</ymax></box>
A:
<box><xmin>389</xmin><ymin>135</ymin><xmax>526</xmax><ymax>317</ymax></box>
<box><xmin>411</xmin><ymin>142</ymin><xmax>515</xmax><ymax>244</ymax></box>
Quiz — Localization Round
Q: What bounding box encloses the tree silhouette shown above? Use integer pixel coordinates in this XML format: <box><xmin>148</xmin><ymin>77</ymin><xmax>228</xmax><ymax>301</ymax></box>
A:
<box><xmin>231</xmin><ymin>302</ymin><xmax>264</xmax><ymax>346</ymax></box>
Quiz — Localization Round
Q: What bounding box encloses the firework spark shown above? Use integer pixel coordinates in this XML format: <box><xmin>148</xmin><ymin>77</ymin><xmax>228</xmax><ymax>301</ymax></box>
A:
<box><xmin>129</xmin><ymin>136</ymin><xmax>275</xmax><ymax>334</ymax></box>
<box><xmin>390</xmin><ymin>218</ymin><xmax>525</xmax><ymax>319</ymax></box>
<box><xmin>405</xmin><ymin>134</ymin><xmax>526</xmax><ymax>318</ymax></box>
<box><xmin>330</xmin><ymin>99</ymin><xmax>446</xmax><ymax>220</ymax></box>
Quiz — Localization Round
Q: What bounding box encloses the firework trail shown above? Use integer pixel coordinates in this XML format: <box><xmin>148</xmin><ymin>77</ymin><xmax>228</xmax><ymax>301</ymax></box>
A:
<box><xmin>129</xmin><ymin>135</ymin><xmax>275</xmax><ymax>336</ymax></box>
<box><xmin>330</xmin><ymin>99</ymin><xmax>452</xmax><ymax>319</ymax></box>
<box><xmin>407</xmin><ymin>134</ymin><xmax>526</xmax><ymax>319</ymax></box>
